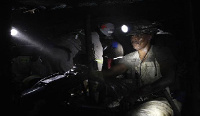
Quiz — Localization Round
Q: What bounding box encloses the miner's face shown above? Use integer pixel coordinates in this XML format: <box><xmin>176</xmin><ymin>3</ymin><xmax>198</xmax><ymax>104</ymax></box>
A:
<box><xmin>130</xmin><ymin>34</ymin><xmax>152</xmax><ymax>50</ymax></box>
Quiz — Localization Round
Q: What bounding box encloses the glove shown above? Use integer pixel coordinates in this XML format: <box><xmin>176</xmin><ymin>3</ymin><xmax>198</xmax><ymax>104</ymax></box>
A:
<box><xmin>89</xmin><ymin>70</ymin><xmax>105</xmax><ymax>82</ymax></box>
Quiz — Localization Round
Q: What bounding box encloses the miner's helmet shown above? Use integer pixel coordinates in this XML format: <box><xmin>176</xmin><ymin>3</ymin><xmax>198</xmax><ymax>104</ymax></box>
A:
<box><xmin>99</xmin><ymin>22</ymin><xmax>115</xmax><ymax>36</ymax></box>
<box><xmin>127</xmin><ymin>20</ymin><xmax>159</xmax><ymax>36</ymax></box>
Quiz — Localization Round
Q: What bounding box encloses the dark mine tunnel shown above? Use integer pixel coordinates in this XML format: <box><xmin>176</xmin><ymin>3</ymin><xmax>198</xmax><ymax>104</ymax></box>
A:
<box><xmin>1</xmin><ymin>0</ymin><xmax>199</xmax><ymax>116</ymax></box>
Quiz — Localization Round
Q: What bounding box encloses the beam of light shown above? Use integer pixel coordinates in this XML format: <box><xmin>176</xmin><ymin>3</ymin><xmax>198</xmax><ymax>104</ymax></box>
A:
<box><xmin>11</xmin><ymin>27</ymin><xmax>77</xmax><ymax>73</ymax></box>
<box><xmin>10</xmin><ymin>27</ymin><xmax>51</xmax><ymax>54</ymax></box>
<box><xmin>121</xmin><ymin>24</ymin><xmax>128</xmax><ymax>33</ymax></box>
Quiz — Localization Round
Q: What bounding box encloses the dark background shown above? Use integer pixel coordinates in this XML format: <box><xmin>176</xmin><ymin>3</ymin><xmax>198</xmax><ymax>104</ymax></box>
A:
<box><xmin>1</xmin><ymin>0</ymin><xmax>199</xmax><ymax>115</ymax></box>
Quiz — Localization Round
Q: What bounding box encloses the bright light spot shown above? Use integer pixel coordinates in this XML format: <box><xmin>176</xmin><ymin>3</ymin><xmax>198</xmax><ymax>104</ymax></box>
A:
<box><xmin>121</xmin><ymin>25</ymin><xmax>128</xmax><ymax>33</ymax></box>
<box><xmin>113</xmin><ymin>56</ymin><xmax>123</xmax><ymax>60</ymax></box>
<box><xmin>71</xmin><ymin>93</ymin><xmax>74</xmax><ymax>96</ymax></box>
<box><xmin>11</xmin><ymin>28</ymin><xmax>18</xmax><ymax>36</ymax></box>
